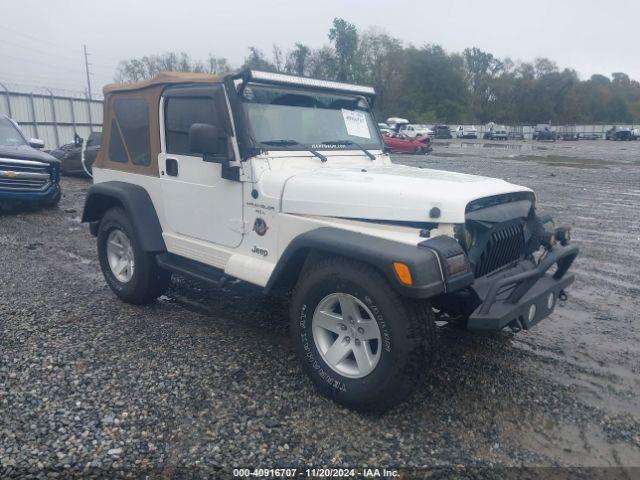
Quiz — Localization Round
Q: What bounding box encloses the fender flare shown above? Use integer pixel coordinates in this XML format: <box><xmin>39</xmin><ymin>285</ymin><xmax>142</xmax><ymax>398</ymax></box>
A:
<box><xmin>265</xmin><ymin>227</ymin><xmax>451</xmax><ymax>299</ymax></box>
<box><xmin>81</xmin><ymin>181</ymin><xmax>166</xmax><ymax>252</ymax></box>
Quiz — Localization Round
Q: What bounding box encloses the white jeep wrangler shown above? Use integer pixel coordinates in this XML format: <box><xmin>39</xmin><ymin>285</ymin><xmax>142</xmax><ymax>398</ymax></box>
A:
<box><xmin>82</xmin><ymin>70</ymin><xmax>578</xmax><ymax>411</ymax></box>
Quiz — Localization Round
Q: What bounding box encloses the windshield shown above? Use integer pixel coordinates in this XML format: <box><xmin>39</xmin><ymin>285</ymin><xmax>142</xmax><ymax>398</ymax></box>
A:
<box><xmin>0</xmin><ymin>117</ymin><xmax>26</xmax><ymax>147</ymax></box>
<box><xmin>241</xmin><ymin>84</ymin><xmax>382</xmax><ymax>150</ymax></box>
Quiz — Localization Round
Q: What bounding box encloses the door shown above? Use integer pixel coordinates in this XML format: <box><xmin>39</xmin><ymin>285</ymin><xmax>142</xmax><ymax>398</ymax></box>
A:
<box><xmin>158</xmin><ymin>85</ymin><xmax>243</xmax><ymax>248</ymax></box>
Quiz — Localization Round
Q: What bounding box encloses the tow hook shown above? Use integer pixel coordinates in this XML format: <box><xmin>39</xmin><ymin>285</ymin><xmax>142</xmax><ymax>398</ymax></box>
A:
<box><xmin>558</xmin><ymin>290</ymin><xmax>568</xmax><ymax>302</ymax></box>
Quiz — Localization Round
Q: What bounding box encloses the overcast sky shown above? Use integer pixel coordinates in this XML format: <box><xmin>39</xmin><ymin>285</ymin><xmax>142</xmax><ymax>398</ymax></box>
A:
<box><xmin>1</xmin><ymin>0</ymin><xmax>639</xmax><ymax>95</ymax></box>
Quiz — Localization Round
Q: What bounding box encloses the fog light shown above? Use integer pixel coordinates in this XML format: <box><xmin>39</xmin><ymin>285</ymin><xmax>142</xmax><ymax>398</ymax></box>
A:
<box><xmin>547</xmin><ymin>292</ymin><xmax>555</xmax><ymax>309</ymax></box>
<box><xmin>527</xmin><ymin>304</ymin><xmax>537</xmax><ymax>322</ymax></box>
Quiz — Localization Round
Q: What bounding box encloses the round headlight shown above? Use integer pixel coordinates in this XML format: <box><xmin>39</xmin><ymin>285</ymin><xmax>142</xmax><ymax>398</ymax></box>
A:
<box><xmin>464</xmin><ymin>228</ymin><xmax>476</xmax><ymax>249</ymax></box>
<box><xmin>527</xmin><ymin>304</ymin><xmax>537</xmax><ymax>322</ymax></box>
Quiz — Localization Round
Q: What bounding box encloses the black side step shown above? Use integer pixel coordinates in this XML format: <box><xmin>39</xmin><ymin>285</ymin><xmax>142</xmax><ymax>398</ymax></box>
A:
<box><xmin>156</xmin><ymin>253</ymin><xmax>226</xmax><ymax>287</ymax></box>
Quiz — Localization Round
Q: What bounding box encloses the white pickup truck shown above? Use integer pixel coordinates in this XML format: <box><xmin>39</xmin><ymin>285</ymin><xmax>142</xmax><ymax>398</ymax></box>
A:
<box><xmin>82</xmin><ymin>70</ymin><xmax>578</xmax><ymax>411</ymax></box>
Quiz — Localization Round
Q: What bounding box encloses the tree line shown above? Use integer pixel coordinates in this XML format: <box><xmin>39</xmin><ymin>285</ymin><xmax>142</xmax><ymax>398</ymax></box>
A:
<box><xmin>115</xmin><ymin>18</ymin><xmax>640</xmax><ymax>125</ymax></box>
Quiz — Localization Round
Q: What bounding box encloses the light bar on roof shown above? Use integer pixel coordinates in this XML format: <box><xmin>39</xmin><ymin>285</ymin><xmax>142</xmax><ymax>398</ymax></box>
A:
<box><xmin>247</xmin><ymin>70</ymin><xmax>375</xmax><ymax>96</ymax></box>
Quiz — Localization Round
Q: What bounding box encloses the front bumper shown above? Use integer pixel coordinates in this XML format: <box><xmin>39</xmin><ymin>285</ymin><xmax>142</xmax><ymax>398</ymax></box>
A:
<box><xmin>0</xmin><ymin>182</ymin><xmax>60</xmax><ymax>202</ymax></box>
<box><xmin>467</xmin><ymin>244</ymin><xmax>579</xmax><ymax>331</ymax></box>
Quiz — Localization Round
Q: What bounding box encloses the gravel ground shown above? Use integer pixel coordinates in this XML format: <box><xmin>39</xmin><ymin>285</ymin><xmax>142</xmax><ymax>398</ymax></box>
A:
<box><xmin>1</xmin><ymin>139</ymin><xmax>639</xmax><ymax>477</ymax></box>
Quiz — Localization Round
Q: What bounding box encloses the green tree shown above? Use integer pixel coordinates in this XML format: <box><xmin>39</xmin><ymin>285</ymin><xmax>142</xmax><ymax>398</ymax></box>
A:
<box><xmin>463</xmin><ymin>47</ymin><xmax>503</xmax><ymax>122</ymax></box>
<box><xmin>328</xmin><ymin>18</ymin><xmax>360</xmax><ymax>81</ymax></box>
<box><xmin>242</xmin><ymin>47</ymin><xmax>276</xmax><ymax>72</ymax></box>
<box><xmin>285</xmin><ymin>43</ymin><xmax>311</xmax><ymax>76</ymax></box>
<box><xmin>358</xmin><ymin>28</ymin><xmax>404</xmax><ymax>118</ymax></box>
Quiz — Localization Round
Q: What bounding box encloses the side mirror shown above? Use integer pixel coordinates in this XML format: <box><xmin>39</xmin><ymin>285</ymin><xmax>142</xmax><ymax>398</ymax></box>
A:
<box><xmin>189</xmin><ymin>123</ymin><xmax>220</xmax><ymax>156</ymax></box>
<box><xmin>29</xmin><ymin>138</ymin><xmax>44</xmax><ymax>149</ymax></box>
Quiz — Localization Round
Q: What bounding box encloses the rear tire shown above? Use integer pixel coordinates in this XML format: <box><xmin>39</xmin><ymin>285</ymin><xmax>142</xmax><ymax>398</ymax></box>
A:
<box><xmin>97</xmin><ymin>207</ymin><xmax>170</xmax><ymax>304</ymax></box>
<box><xmin>290</xmin><ymin>256</ymin><xmax>436</xmax><ymax>412</ymax></box>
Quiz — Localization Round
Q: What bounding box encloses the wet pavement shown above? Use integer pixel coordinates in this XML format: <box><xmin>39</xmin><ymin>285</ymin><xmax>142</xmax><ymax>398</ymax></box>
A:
<box><xmin>0</xmin><ymin>139</ymin><xmax>639</xmax><ymax>475</ymax></box>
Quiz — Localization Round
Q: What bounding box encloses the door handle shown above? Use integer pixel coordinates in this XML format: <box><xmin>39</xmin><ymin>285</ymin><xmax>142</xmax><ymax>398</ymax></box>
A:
<box><xmin>166</xmin><ymin>158</ymin><xmax>178</xmax><ymax>176</ymax></box>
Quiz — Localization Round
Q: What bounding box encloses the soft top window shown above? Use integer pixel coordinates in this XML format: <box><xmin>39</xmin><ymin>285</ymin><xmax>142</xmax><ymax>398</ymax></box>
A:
<box><xmin>109</xmin><ymin>98</ymin><xmax>151</xmax><ymax>165</ymax></box>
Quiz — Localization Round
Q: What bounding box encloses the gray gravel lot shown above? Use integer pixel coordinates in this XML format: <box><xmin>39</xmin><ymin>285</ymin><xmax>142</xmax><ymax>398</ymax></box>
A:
<box><xmin>1</xmin><ymin>139</ymin><xmax>639</xmax><ymax>477</ymax></box>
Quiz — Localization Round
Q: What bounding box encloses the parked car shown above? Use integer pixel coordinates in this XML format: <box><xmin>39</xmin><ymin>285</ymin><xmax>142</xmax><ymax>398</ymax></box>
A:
<box><xmin>455</xmin><ymin>125</ymin><xmax>478</xmax><ymax>139</ymax></box>
<box><xmin>50</xmin><ymin>131</ymin><xmax>102</xmax><ymax>177</ymax></box>
<box><xmin>433</xmin><ymin>124</ymin><xmax>453</xmax><ymax>139</ymax></box>
<box><xmin>0</xmin><ymin>114</ymin><xmax>61</xmax><ymax>208</ymax></box>
<box><xmin>631</xmin><ymin>128</ymin><xmax>639</xmax><ymax>140</ymax></box>
<box><xmin>532</xmin><ymin>124</ymin><xmax>556</xmax><ymax>141</ymax></box>
<box><xmin>399</xmin><ymin>124</ymin><xmax>433</xmax><ymax>138</ymax></box>
<box><xmin>386</xmin><ymin>117</ymin><xmax>409</xmax><ymax>132</ymax></box>
<box><xmin>483</xmin><ymin>124</ymin><xmax>508</xmax><ymax>140</ymax></box>
<box><xmin>605</xmin><ymin>126</ymin><xmax>632</xmax><ymax>141</ymax></box>
<box><xmin>507</xmin><ymin>126</ymin><xmax>524</xmax><ymax>140</ymax></box>
<box><xmin>377</xmin><ymin>122</ymin><xmax>390</xmax><ymax>130</ymax></box>
<box><xmin>415</xmin><ymin>134</ymin><xmax>433</xmax><ymax>152</ymax></box>
<box><xmin>382</xmin><ymin>131</ymin><xmax>431</xmax><ymax>154</ymax></box>
<box><xmin>577</xmin><ymin>132</ymin><xmax>601</xmax><ymax>140</ymax></box>
<box><xmin>558</xmin><ymin>126</ymin><xmax>578</xmax><ymax>141</ymax></box>
<box><xmin>82</xmin><ymin>69</ymin><xmax>578</xmax><ymax>412</ymax></box>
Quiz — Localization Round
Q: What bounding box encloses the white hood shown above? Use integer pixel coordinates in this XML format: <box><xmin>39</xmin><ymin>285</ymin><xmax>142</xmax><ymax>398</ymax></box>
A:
<box><xmin>275</xmin><ymin>164</ymin><xmax>531</xmax><ymax>224</ymax></box>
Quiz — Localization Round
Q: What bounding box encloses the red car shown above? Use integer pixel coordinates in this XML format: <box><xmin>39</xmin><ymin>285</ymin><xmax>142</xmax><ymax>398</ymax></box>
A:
<box><xmin>382</xmin><ymin>132</ymin><xmax>431</xmax><ymax>154</ymax></box>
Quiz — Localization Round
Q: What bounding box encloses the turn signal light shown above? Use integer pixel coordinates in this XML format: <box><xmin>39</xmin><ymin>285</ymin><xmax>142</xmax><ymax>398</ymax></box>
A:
<box><xmin>446</xmin><ymin>253</ymin><xmax>469</xmax><ymax>276</ymax></box>
<box><xmin>392</xmin><ymin>262</ymin><xmax>413</xmax><ymax>286</ymax></box>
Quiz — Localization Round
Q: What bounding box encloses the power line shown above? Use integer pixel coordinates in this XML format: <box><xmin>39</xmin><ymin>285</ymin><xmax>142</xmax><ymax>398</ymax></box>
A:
<box><xmin>0</xmin><ymin>23</ymin><xmax>72</xmax><ymax>50</ymax></box>
<box><xmin>0</xmin><ymin>71</ymin><xmax>86</xmax><ymax>89</ymax></box>
<box><xmin>0</xmin><ymin>23</ymin><xmax>124</xmax><ymax>65</ymax></box>
<box><xmin>0</xmin><ymin>50</ymin><xmax>89</xmax><ymax>75</ymax></box>
<box><xmin>0</xmin><ymin>41</ymin><xmax>117</xmax><ymax>75</ymax></box>
<box><xmin>0</xmin><ymin>38</ymin><xmax>81</xmax><ymax>63</ymax></box>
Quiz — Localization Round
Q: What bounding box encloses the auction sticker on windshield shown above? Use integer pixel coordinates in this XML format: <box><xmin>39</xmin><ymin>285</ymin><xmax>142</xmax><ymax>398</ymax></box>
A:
<box><xmin>341</xmin><ymin>109</ymin><xmax>371</xmax><ymax>139</ymax></box>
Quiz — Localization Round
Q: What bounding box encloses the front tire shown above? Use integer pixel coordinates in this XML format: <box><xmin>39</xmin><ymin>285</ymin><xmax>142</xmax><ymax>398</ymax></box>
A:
<box><xmin>97</xmin><ymin>207</ymin><xmax>170</xmax><ymax>304</ymax></box>
<box><xmin>290</xmin><ymin>257</ymin><xmax>436</xmax><ymax>412</ymax></box>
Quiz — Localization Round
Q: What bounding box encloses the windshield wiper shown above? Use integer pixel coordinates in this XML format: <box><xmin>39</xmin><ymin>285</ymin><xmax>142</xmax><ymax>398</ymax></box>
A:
<box><xmin>261</xmin><ymin>139</ymin><xmax>327</xmax><ymax>163</ymax></box>
<box><xmin>322</xmin><ymin>140</ymin><xmax>376</xmax><ymax>160</ymax></box>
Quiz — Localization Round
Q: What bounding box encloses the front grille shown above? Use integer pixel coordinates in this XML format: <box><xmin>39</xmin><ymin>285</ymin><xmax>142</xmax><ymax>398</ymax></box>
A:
<box><xmin>0</xmin><ymin>158</ymin><xmax>51</xmax><ymax>192</ymax></box>
<box><xmin>474</xmin><ymin>223</ymin><xmax>525</xmax><ymax>277</ymax></box>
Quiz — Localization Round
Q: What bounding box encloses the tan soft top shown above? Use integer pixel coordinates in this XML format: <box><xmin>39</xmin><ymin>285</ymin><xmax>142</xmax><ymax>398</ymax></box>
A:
<box><xmin>103</xmin><ymin>71</ymin><xmax>229</xmax><ymax>94</ymax></box>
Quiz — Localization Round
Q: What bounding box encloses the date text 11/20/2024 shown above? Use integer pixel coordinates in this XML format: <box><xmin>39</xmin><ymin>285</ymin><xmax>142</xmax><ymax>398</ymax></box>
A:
<box><xmin>233</xmin><ymin>468</ymin><xmax>400</xmax><ymax>477</ymax></box>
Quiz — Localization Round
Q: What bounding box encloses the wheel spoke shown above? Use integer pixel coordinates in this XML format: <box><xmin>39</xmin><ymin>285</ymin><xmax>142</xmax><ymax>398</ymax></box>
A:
<box><xmin>353</xmin><ymin>342</ymin><xmax>374</xmax><ymax>371</ymax></box>
<box><xmin>116</xmin><ymin>260</ymin><xmax>129</xmax><ymax>276</ymax></box>
<box><xmin>357</xmin><ymin>320</ymin><xmax>380</xmax><ymax>341</ymax></box>
<box><xmin>338</xmin><ymin>295</ymin><xmax>360</xmax><ymax>322</ymax></box>
<box><xmin>113</xmin><ymin>231</ymin><xmax>125</xmax><ymax>246</ymax></box>
<box><xmin>108</xmin><ymin>239</ymin><xmax>124</xmax><ymax>254</ymax></box>
<box><xmin>314</xmin><ymin>311</ymin><xmax>343</xmax><ymax>334</ymax></box>
<box><xmin>323</xmin><ymin>338</ymin><xmax>351</xmax><ymax>366</ymax></box>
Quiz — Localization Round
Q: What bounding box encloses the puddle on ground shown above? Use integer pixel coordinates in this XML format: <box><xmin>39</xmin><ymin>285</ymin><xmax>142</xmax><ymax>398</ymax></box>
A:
<box><xmin>516</xmin><ymin>155</ymin><xmax>615</xmax><ymax>169</ymax></box>
<box><xmin>435</xmin><ymin>141</ymin><xmax>543</xmax><ymax>151</ymax></box>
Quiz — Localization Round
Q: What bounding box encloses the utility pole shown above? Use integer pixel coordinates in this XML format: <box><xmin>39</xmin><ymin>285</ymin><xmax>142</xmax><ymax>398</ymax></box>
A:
<box><xmin>83</xmin><ymin>44</ymin><xmax>92</xmax><ymax>101</ymax></box>
<box><xmin>83</xmin><ymin>44</ymin><xmax>93</xmax><ymax>131</ymax></box>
